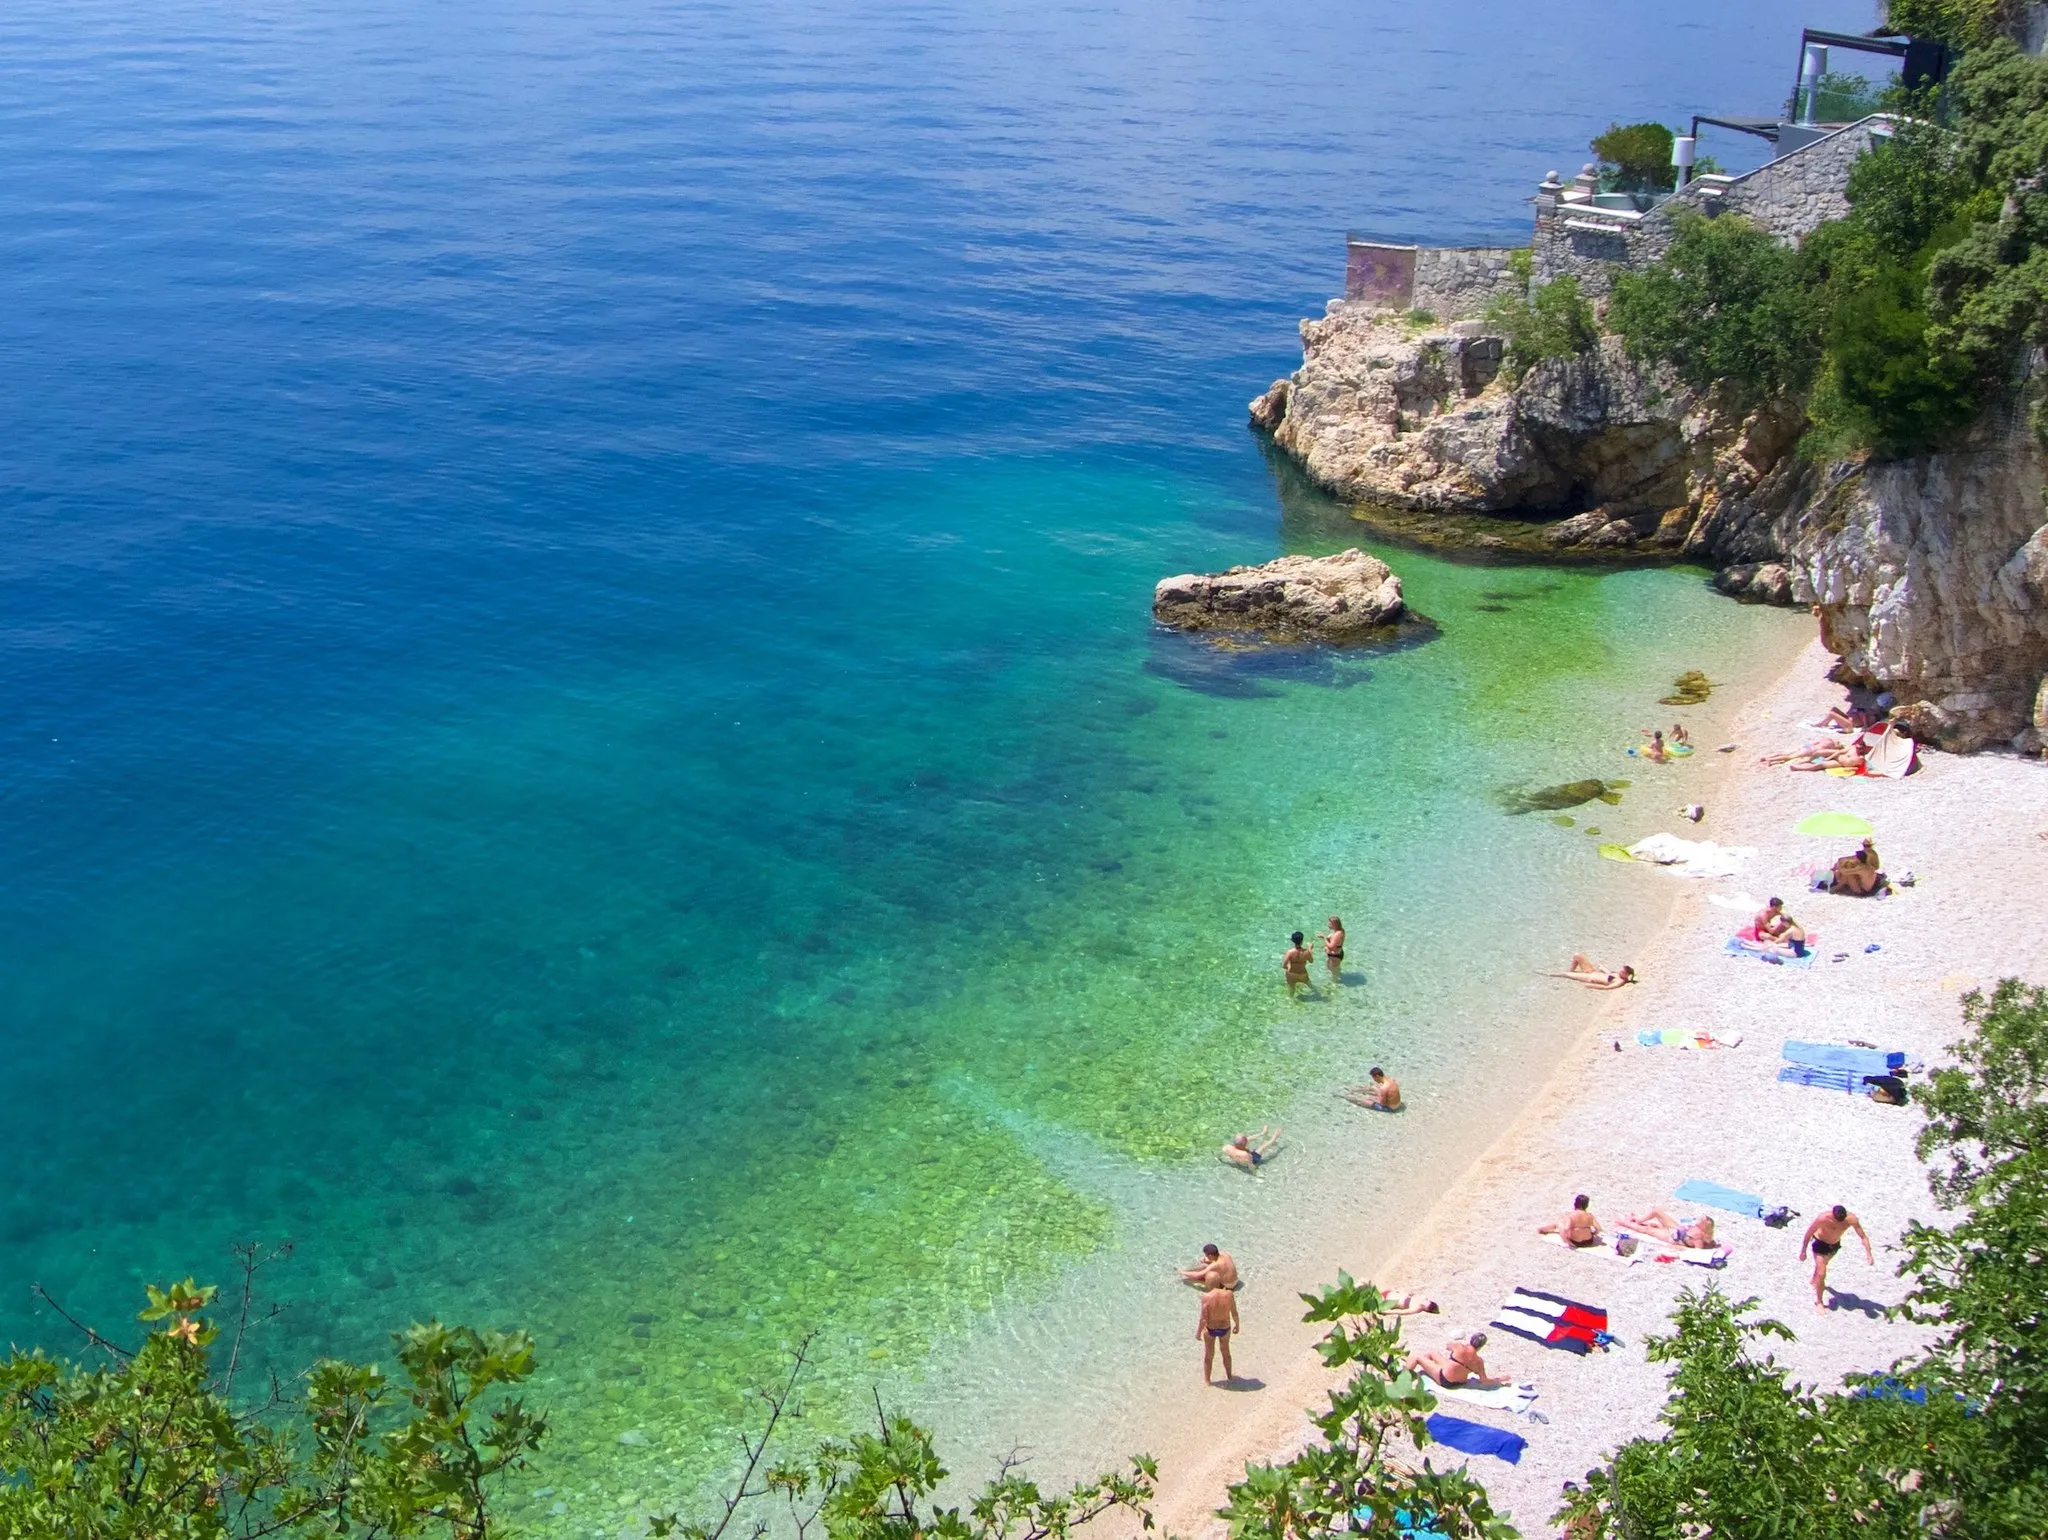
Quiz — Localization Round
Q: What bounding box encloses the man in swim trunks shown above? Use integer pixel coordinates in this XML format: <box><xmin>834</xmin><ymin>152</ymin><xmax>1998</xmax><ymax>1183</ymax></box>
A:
<box><xmin>1197</xmin><ymin>1284</ymin><xmax>1240</xmax><ymax>1383</ymax></box>
<box><xmin>1622</xmin><ymin>1209</ymin><xmax>1715</xmax><ymax>1249</ymax></box>
<box><xmin>1538</xmin><ymin>1194</ymin><xmax>1604</xmax><ymax>1247</ymax></box>
<box><xmin>1283</xmin><ymin>932</ymin><xmax>1314</xmax><ymax>996</ymax></box>
<box><xmin>1320</xmin><ymin>917</ymin><xmax>1346</xmax><ymax>980</ymax></box>
<box><xmin>1180</xmin><ymin>1242</ymin><xmax>1239</xmax><ymax>1290</ymax></box>
<box><xmin>1406</xmin><ymin>1331</ymin><xmax>1505</xmax><ymax>1390</ymax></box>
<box><xmin>1755</xmin><ymin>898</ymin><xmax>1809</xmax><ymax>957</ymax></box>
<box><xmin>1343</xmin><ymin>1067</ymin><xmax>1402</xmax><ymax>1111</ymax></box>
<box><xmin>1801</xmin><ymin>1204</ymin><xmax>1873</xmax><ymax>1310</ymax></box>
<box><xmin>1221</xmin><ymin>1127</ymin><xmax>1282</xmax><ymax>1170</ymax></box>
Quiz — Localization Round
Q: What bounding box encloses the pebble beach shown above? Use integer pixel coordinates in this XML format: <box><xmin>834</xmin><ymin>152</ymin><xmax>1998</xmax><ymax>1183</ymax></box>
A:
<box><xmin>1129</xmin><ymin>635</ymin><xmax>2048</xmax><ymax>1538</ymax></box>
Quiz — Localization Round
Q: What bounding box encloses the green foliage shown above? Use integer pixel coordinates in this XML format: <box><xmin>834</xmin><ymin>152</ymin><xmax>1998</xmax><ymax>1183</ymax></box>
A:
<box><xmin>1884</xmin><ymin>0</ymin><xmax>2021</xmax><ymax>50</ymax></box>
<box><xmin>1405</xmin><ymin>308</ymin><xmax>1438</xmax><ymax>328</ymax></box>
<box><xmin>1608</xmin><ymin>214</ymin><xmax>1824</xmax><ymax>404</ymax></box>
<box><xmin>1805</xmin><ymin>71</ymin><xmax>1885</xmax><ymax>124</ymax></box>
<box><xmin>1562</xmin><ymin>978</ymin><xmax>2048</xmax><ymax>1538</ymax></box>
<box><xmin>647</xmin><ymin>1337</ymin><xmax>1157</xmax><ymax>1540</ymax></box>
<box><xmin>0</xmin><ymin>1263</ymin><xmax>544</xmax><ymax>1540</ymax></box>
<box><xmin>1485</xmin><ymin>274</ymin><xmax>1598</xmax><ymax>383</ymax></box>
<box><xmin>1590</xmin><ymin>122</ymin><xmax>1676</xmax><ymax>195</ymax></box>
<box><xmin>1218</xmin><ymin>1275</ymin><xmax>1516</xmax><ymax>1540</ymax></box>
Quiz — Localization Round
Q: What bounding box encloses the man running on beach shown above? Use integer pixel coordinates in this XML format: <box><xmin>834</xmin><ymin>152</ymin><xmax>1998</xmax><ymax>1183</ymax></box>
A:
<box><xmin>1180</xmin><ymin>1242</ymin><xmax>1239</xmax><ymax>1290</ymax></box>
<box><xmin>1197</xmin><ymin>1285</ymin><xmax>1240</xmax><ymax>1383</ymax></box>
<box><xmin>1283</xmin><ymin>932</ymin><xmax>1315</xmax><ymax>996</ymax></box>
<box><xmin>1800</xmin><ymin>1204</ymin><xmax>1874</xmax><ymax>1310</ymax></box>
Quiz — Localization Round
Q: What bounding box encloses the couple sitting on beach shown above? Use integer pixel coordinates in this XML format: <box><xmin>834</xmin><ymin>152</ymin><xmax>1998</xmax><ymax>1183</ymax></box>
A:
<box><xmin>1817</xmin><ymin>838</ymin><xmax>1885</xmax><ymax>897</ymax></box>
<box><xmin>1536</xmin><ymin>1194</ymin><xmax>1715</xmax><ymax>1251</ymax></box>
<box><xmin>1740</xmin><ymin>898</ymin><xmax>1809</xmax><ymax>958</ymax></box>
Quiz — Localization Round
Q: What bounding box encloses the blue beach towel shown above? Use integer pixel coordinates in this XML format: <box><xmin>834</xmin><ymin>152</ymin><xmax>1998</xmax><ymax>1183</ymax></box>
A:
<box><xmin>1781</xmin><ymin>1040</ymin><xmax>1905</xmax><ymax>1075</ymax></box>
<box><xmin>1777</xmin><ymin>1064</ymin><xmax>1872</xmax><ymax>1095</ymax></box>
<box><xmin>1424</xmin><ymin>1413</ymin><xmax>1526</xmax><ymax>1465</ymax></box>
<box><xmin>1723</xmin><ymin>938</ymin><xmax>1815</xmax><ymax>968</ymax></box>
<box><xmin>1673</xmin><ymin>1179</ymin><xmax>1768</xmax><ymax>1219</ymax></box>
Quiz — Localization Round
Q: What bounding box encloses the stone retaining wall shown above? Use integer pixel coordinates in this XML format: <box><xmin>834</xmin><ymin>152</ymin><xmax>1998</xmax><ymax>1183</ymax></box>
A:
<box><xmin>1345</xmin><ymin>240</ymin><xmax>1522</xmax><ymax>319</ymax></box>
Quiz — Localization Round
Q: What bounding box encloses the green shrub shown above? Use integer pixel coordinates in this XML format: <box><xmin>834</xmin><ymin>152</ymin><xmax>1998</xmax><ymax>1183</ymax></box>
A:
<box><xmin>1485</xmin><ymin>272</ymin><xmax>1598</xmax><ymax>382</ymax></box>
<box><xmin>1607</xmin><ymin>214</ymin><xmax>1824</xmax><ymax>404</ymax></box>
<box><xmin>1884</xmin><ymin>0</ymin><xmax>2022</xmax><ymax>49</ymax></box>
<box><xmin>1591</xmin><ymin>121</ymin><xmax>1676</xmax><ymax>195</ymax></box>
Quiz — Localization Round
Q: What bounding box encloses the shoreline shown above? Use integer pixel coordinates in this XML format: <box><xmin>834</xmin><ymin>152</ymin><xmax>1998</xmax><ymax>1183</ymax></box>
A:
<box><xmin>1128</xmin><ymin>633</ymin><xmax>2048</xmax><ymax>1536</ymax></box>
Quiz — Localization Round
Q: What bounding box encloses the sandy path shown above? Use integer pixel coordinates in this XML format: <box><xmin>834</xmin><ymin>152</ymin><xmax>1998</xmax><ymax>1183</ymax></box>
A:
<box><xmin>1136</xmin><ymin>637</ymin><xmax>2048</xmax><ymax>1538</ymax></box>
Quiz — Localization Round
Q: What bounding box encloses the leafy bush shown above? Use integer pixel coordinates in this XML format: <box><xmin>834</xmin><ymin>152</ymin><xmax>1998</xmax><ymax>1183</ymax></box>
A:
<box><xmin>0</xmin><ymin>1261</ymin><xmax>544</xmax><ymax>1539</ymax></box>
<box><xmin>1591</xmin><ymin>122</ymin><xmax>1675</xmax><ymax>195</ymax></box>
<box><xmin>1884</xmin><ymin>0</ymin><xmax>2023</xmax><ymax>49</ymax></box>
<box><xmin>1607</xmin><ymin>213</ymin><xmax>1824</xmax><ymax>404</ymax></box>
<box><xmin>1220</xmin><ymin>1276</ymin><xmax>1516</xmax><ymax>1540</ymax></box>
<box><xmin>1485</xmin><ymin>260</ymin><xmax>1598</xmax><ymax>383</ymax></box>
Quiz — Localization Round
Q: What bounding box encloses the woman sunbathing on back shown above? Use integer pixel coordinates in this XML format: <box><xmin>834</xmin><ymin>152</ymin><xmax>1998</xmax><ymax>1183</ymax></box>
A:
<box><xmin>1545</xmin><ymin>955</ymin><xmax>1636</xmax><ymax>989</ymax></box>
<box><xmin>1622</xmin><ymin>1209</ymin><xmax>1716</xmax><ymax>1249</ymax></box>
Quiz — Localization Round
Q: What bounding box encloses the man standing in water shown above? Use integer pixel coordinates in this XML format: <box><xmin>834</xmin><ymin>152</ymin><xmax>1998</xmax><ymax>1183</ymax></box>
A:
<box><xmin>1800</xmin><ymin>1204</ymin><xmax>1873</xmax><ymax>1310</ymax></box>
<box><xmin>1283</xmin><ymin>931</ymin><xmax>1314</xmax><ymax>996</ymax></box>
<box><xmin>1197</xmin><ymin>1284</ymin><xmax>1240</xmax><ymax>1383</ymax></box>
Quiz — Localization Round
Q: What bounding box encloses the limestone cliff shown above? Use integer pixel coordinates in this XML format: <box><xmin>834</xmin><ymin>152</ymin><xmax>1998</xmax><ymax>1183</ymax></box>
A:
<box><xmin>1252</xmin><ymin>301</ymin><xmax>2048</xmax><ymax>752</ymax></box>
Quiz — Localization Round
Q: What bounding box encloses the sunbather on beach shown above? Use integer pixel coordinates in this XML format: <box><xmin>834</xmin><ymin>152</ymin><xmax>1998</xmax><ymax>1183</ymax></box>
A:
<box><xmin>1545</xmin><ymin>955</ymin><xmax>1636</xmax><ymax>989</ymax></box>
<box><xmin>1376</xmin><ymin>1290</ymin><xmax>1440</xmax><ymax>1317</ymax></box>
<box><xmin>1790</xmin><ymin>736</ymin><xmax>1867</xmax><ymax>773</ymax></box>
<box><xmin>1406</xmin><ymin>1332</ymin><xmax>1505</xmax><ymax>1390</ymax></box>
<box><xmin>1196</xmin><ymin>1284</ymin><xmax>1240</xmax><ymax>1383</ymax></box>
<box><xmin>1221</xmin><ymin>1127</ymin><xmax>1282</xmax><ymax>1170</ymax></box>
<box><xmin>1538</xmin><ymin>1194</ymin><xmax>1604</xmax><ymax>1247</ymax></box>
<box><xmin>1800</xmin><ymin>1204</ymin><xmax>1874</xmax><ymax>1311</ymax></box>
<box><xmin>1282</xmin><ymin>932</ymin><xmax>1314</xmax><ymax>996</ymax></box>
<box><xmin>1342</xmin><ymin>1067</ymin><xmax>1402</xmax><ymax>1111</ymax></box>
<box><xmin>1179</xmin><ymin>1243</ymin><xmax>1239</xmax><ymax>1290</ymax></box>
<box><xmin>1754</xmin><ymin>898</ymin><xmax>1809</xmax><ymax>957</ymax></box>
<box><xmin>1816</xmin><ymin>705</ymin><xmax>1875</xmax><ymax>732</ymax></box>
<box><xmin>1621</xmin><ymin>1209</ymin><xmax>1716</xmax><ymax>1249</ymax></box>
<box><xmin>1828</xmin><ymin>839</ymin><xmax>1884</xmax><ymax>896</ymax></box>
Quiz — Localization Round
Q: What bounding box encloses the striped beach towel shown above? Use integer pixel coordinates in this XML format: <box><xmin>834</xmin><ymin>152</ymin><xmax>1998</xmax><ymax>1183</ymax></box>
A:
<box><xmin>1490</xmin><ymin>1287</ymin><xmax>1607</xmax><ymax>1355</ymax></box>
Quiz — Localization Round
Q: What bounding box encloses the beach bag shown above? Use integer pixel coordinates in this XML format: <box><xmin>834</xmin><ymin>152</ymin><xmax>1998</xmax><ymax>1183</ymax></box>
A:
<box><xmin>1866</xmin><ymin>1074</ymin><xmax>1910</xmax><ymax>1105</ymax></box>
<box><xmin>1615</xmin><ymin>1234</ymin><xmax>1639</xmax><ymax>1257</ymax></box>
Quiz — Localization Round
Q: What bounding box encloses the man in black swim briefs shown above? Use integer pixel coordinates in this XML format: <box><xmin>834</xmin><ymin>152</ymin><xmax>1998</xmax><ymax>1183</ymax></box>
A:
<box><xmin>1800</xmin><ymin>1204</ymin><xmax>1873</xmax><ymax>1310</ymax></box>
<box><xmin>1197</xmin><ymin>1284</ymin><xmax>1240</xmax><ymax>1383</ymax></box>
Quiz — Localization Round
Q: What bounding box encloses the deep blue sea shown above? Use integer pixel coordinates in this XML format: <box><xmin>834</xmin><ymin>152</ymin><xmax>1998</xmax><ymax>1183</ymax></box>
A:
<box><xmin>1</xmin><ymin>0</ymin><xmax>1859</xmax><ymax>1523</ymax></box>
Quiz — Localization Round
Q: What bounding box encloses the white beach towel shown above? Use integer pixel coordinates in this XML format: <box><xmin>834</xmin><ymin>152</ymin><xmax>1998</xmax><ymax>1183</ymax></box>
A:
<box><xmin>1625</xmin><ymin>833</ymin><xmax>1756</xmax><ymax>879</ymax></box>
<box><xmin>1437</xmin><ymin>1381</ymin><xmax>1541</xmax><ymax>1417</ymax></box>
<box><xmin>1541</xmin><ymin>1232</ymin><xmax>1731</xmax><ymax>1268</ymax></box>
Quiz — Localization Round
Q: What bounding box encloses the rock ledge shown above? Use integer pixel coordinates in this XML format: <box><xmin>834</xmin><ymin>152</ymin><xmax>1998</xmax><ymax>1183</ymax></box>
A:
<box><xmin>1153</xmin><ymin>548</ymin><xmax>1407</xmax><ymax>641</ymax></box>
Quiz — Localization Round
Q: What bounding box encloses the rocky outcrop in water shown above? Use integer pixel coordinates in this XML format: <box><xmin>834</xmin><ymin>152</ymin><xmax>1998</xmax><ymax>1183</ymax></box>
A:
<box><xmin>1251</xmin><ymin>301</ymin><xmax>2048</xmax><ymax>752</ymax></box>
<box><xmin>1152</xmin><ymin>548</ymin><xmax>1407</xmax><ymax>642</ymax></box>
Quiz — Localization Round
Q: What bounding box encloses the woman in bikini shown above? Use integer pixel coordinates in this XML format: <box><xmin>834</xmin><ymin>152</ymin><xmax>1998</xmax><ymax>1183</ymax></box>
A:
<box><xmin>1622</xmin><ymin>1209</ymin><xmax>1716</xmax><ymax>1249</ymax></box>
<box><xmin>1545</xmin><ymin>954</ymin><xmax>1637</xmax><ymax>989</ymax></box>
<box><xmin>1282</xmin><ymin>932</ymin><xmax>1314</xmax><ymax>995</ymax></box>
<box><xmin>1320</xmin><ymin>917</ymin><xmax>1346</xmax><ymax>980</ymax></box>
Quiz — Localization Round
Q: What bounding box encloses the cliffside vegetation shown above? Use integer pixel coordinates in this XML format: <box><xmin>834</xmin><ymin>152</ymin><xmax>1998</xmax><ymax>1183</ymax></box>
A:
<box><xmin>1609</xmin><ymin>39</ymin><xmax>2048</xmax><ymax>460</ymax></box>
<box><xmin>1485</xmin><ymin>252</ymin><xmax>1598</xmax><ymax>382</ymax></box>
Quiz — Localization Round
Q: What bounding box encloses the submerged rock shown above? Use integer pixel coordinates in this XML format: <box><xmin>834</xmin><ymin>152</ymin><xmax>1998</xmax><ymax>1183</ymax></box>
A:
<box><xmin>1152</xmin><ymin>548</ymin><xmax>1408</xmax><ymax>642</ymax></box>
<box><xmin>1659</xmin><ymin>670</ymin><xmax>1713</xmax><ymax>706</ymax></box>
<box><xmin>1496</xmin><ymin>778</ymin><xmax>1629</xmax><ymax>815</ymax></box>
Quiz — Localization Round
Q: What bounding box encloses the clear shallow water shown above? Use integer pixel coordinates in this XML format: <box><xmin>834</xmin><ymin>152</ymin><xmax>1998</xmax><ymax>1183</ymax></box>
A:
<box><xmin>0</xmin><ymin>0</ymin><xmax>1848</xmax><ymax>1524</ymax></box>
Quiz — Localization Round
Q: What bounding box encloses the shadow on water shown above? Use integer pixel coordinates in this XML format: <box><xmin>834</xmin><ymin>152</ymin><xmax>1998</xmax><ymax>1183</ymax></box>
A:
<box><xmin>1143</xmin><ymin>618</ymin><xmax>1436</xmax><ymax>699</ymax></box>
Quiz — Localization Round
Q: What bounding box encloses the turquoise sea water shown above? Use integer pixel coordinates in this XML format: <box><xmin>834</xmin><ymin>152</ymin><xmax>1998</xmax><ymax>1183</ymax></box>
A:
<box><xmin>1</xmin><ymin>0</ymin><xmax>1852</xmax><ymax>1526</ymax></box>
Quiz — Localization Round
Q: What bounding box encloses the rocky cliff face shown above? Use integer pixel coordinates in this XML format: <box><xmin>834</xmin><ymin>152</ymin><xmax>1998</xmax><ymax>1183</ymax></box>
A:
<box><xmin>1253</xmin><ymin>302</ymin><xmax>2048</xmax><ymax>752</ymax></box>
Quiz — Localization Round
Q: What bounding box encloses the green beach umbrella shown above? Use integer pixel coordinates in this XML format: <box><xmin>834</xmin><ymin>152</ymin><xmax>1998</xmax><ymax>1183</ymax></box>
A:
<box><xmin>1796</xmin><ymin>811</ymin><xmax>1873</xmax><ymax>838</ymax></box>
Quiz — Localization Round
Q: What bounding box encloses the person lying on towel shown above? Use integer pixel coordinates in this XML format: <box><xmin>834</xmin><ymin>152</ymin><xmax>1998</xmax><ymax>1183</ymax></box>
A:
<box><xmin>1406</xmin><ymin>1331</ymin><xmax>1507</xmax><ymax>1390</ymax></box>
<box><xmin>1621</xmin><ymin>1209</ymin><xmax>1716</xmax><ymax>1249</ymax></box>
